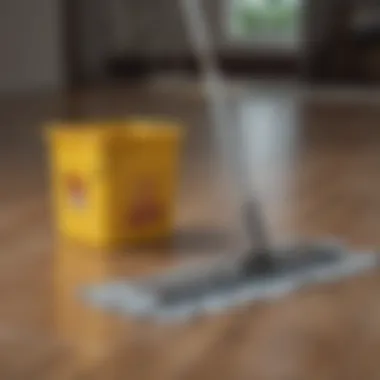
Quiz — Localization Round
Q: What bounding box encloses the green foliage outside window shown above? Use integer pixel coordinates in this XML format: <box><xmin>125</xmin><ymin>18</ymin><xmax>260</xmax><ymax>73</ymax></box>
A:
<box><xmin>231</xmin><ymin>0</ymin><xmax>300</xmax><ymax>42</ymax></box>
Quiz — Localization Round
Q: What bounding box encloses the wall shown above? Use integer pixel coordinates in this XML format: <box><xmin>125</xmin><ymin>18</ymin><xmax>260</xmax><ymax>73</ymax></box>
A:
<box><xmin>76</xmin><ymin>0</ymin><xmax>111</xmax><ymax>79</ymax></box>
<box><xmin>105</xmin><ymin>0</ymin><xmax>212</xmax><ymax>58</ymax></box>
<box><xmin>104</xmin><ymin>0</ymin><xmax>258</xmax><ymax>57</ymax></box>
<box><xmin>303</xmin><ymin>0</ymin><xmax>363</xmax><ymax>81</ymax></box>
<box><xmin>77</xmin><ymin>0</ymin><xmax>303</xmax><ymax>78</ymax></box>
<box><xmin>108</xmin><ymin>0</ymin><xmax>308</xmax><ymax>57</ymax></box>
<box><xmin>0</xmin><ymin>0</ymin><xmax>64</xmax><ymax>93</ymax></box>
<box><xmin>79</xmin><ymin>0</ymin><xmax>280</xmax><ymax>76</ymax></box>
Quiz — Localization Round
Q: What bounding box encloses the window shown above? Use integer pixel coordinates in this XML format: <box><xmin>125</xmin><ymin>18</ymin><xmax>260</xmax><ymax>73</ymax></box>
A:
<box><xmin>228</xmin><ymin>0</ymin><xmax>302</xmax><ymax>49</ymax></box>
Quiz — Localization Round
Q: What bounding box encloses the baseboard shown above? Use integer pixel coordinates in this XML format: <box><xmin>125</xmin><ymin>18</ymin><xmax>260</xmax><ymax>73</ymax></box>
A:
<box><xmin>105</xmin><ymin>53</ymin><xmax>299</xmax><ymax>79</ymax></box>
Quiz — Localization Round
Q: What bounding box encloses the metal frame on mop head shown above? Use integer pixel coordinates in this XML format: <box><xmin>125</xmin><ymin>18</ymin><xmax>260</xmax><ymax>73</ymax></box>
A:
<box><xmin>82</xmin><ymin>0</ymin><xmax>380</xmax><ymax>323</ymax></box>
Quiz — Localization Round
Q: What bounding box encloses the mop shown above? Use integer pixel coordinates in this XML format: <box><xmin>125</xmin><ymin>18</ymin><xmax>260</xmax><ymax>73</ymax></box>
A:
<box><xmin>82</xmin><ymin>0</ymin><xmax>380</xmax><ymax>322</ymax></box>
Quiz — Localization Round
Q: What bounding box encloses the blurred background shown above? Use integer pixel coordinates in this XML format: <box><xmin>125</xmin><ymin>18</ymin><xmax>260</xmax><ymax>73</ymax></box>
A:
<box><xmin>2</xmin><ymin>0</ymin><xmax>380</xmax><ymax>93</ymax></box>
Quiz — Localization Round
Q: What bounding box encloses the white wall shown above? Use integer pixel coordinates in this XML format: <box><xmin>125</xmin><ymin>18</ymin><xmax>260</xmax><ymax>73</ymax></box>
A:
<box><xmin>0</xmin><ymin>0</ymin><xmax>64</xmax><ymax>93</ymax></box>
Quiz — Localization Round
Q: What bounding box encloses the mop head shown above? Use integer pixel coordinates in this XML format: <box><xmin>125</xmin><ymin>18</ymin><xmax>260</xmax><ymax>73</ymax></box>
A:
<box><xmin>82</xmin><ymin>242</ymin><xmax>380</xmax><ymax>323</ymax></box>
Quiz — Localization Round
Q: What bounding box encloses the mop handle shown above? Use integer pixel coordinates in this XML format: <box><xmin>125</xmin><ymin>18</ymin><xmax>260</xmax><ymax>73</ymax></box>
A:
<box><xmin>178</xmin><ymin>0</ymin><xmax>238</xmax><ymax>186</ymax></box>
<box><xmin>178</xmin><ymin>0</ymin><xmax>271</xmax><ymax>253</ymax></box>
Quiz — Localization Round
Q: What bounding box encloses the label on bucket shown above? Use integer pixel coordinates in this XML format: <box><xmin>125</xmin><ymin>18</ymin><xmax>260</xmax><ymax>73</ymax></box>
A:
<box><xmin>66</xmin><ymin>174</ymin><xmax>86</xmax><ymax>208</ymax></box>
<box><xmin>128</xmin><ymin>179</ymin><xmax>163</xmax><ymax>228</ymax></box>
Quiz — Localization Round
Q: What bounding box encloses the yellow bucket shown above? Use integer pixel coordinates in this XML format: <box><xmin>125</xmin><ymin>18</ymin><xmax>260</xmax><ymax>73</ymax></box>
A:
<box><xmin>46</xmin><ymin>119</ymin><xmax>183</xmax><ymax>248</ymax></box>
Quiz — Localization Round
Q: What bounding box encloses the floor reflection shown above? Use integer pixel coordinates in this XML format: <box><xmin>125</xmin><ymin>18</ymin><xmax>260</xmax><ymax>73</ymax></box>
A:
<box><xmin>234</xmin><ymin>93</ymin><xmax>301</xmax><ymax>240</ymax></box>
<box><xmin>53</xmin><ymin>242</ymin><xmax>207</xmax><ymax>376</ymax></box>
<box><xmin>54</xmin><ymin>244</ymin><xmax>118</xmax><ymax>368</ymax></box>
<box><xmin>239</xmin><ymin>91</ymin><xmax>300</xmax><ymax>194</ymax></box>
<box><xmin>53</xmin><ymin>240</ymin><xmax>194</xmax><ymax>370</ymax></box>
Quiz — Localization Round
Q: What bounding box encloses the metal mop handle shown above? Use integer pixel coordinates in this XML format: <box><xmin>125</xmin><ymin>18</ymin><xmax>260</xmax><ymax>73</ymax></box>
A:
<box><xmin>179</xmin><ymin>0</ymin><xmax>273</xmax><ymax>267</ymax></box>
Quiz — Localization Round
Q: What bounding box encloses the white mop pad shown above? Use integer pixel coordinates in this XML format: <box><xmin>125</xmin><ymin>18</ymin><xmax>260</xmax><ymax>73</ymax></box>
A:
<box><xmin>81</xmin><ymin>246</ymin><xmax>380</xmax><ymax>323</ymax></box>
